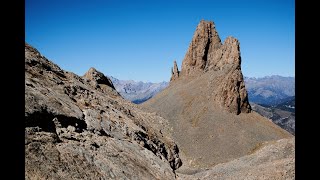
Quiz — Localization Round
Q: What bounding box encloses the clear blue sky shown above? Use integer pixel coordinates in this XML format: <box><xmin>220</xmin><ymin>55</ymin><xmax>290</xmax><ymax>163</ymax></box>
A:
<box><xmin>26</xmin><ymin>0</ymin><xmax>294</xmax><ymax>83</ymax></box>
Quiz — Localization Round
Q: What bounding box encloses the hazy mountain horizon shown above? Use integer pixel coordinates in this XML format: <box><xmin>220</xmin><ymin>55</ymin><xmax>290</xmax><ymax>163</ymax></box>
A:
<box><xmin>110</xmin><ymin>75</ymin><xmax>295</xmax><ymax>106</ymax></box>
<box><xmin>109</xmin><ymin>74</ymin><xmax>294</xmax><ymax>83</ymax></box>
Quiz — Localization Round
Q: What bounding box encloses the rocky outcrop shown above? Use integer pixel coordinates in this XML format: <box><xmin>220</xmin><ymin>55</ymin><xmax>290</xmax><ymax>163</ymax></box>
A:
<box><xmin>170</xmin><ymin>60</ymin><xmax>180</xmax><ymax>82</ymax></box>
<box><xmin>83</xmin><ymin>67</ymin><xmax>119</xmax><ymax>96</ymax></box>
<box><xmin>213</xmin><ymin>63</ymin><xmax>251</xmax><ymax>114</ymax></box>
<box><xmin>25</xmin><ymin>43</ymin><xmax>181</xmax><ymax>179</ymax></box>
<box><xmin>170</xmin><ymin>20</ymin><xmax>251</xmax><ymax>114</ymax></box>
<box><xmin>142</xmin><ymin>20</ymin><xmax>292</xmax><ymax>172</ymax></box>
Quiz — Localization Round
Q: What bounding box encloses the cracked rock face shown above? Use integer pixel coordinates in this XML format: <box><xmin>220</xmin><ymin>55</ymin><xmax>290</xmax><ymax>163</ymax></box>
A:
<box><xmin>25</xmin><ymin>43</ymin><xmax>181</xmax><ymax>179</ymax></box>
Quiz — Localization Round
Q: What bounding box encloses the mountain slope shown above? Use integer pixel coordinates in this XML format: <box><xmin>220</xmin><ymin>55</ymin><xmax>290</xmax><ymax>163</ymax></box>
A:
<box><xmin>142</xmin><ymin>20</ymin><xmax>292</xmax><ymax>171</ymax></box>
<box><xmin>251</xmin><ymin>96</ymin><xmax>295</xmax><ymax>135</ymax></box>
<box><xmin>25</xmin><ymin>43</ymin><xmax>182</xmax><ymax>179</ymax></box>
<box><xmin>275</xmin><ymin>96</ymin><xmax>295</xmax><ymax>112</ymax></box>
<box><xmin>177</xmin><ymin>138</ymin><xmax>295</xmax><ymax>179</ymax></box>
<box><xmin>111</xmin><ymin>75</ymin><xmax>296</xmax><ymax>135</ymax></box>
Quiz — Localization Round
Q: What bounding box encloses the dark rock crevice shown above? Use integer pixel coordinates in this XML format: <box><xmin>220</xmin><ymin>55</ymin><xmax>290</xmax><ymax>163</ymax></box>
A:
<box><xmin>25</xmin><ymin>109</ymin><xmax>87</xmax><ymax>134</ymax></box>
<box><xmin>25</xmin><ymin>110</ymin><xmax>57</xmax><ymax>133</ymax></box>
<box><xmin>202</xmin><ymin>38</ymin><xmax>211</xmax><ymax>69</ymax></box>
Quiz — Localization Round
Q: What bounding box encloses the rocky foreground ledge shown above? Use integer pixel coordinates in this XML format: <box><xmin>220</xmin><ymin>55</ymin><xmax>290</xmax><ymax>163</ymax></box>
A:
<box><xmin>25</xmin><ymin>43</ymin><xmax>181</xmax><ymax>179</ymax></box>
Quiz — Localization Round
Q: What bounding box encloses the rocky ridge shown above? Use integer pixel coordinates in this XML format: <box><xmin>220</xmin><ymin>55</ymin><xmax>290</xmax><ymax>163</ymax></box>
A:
<box><xmin>25</xmin><ymin>43</ymin><xmax>181</xmax><ymax>179</ymax></box>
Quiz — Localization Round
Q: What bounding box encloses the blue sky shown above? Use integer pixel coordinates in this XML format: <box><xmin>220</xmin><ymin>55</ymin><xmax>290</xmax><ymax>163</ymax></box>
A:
<box><xmin>26</xmin><ymin>0</ymin><xmax>295</xmax><ymax>83</ymax></box>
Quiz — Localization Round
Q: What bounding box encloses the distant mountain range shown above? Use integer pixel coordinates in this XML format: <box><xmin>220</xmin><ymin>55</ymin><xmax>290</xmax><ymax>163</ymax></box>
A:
<box><xmin>110</xmin><ymin>75</ymin><xmax>295</xmax><ymax>106</ymax></box>
<box><xmin>109</xmin><ymin>76</ymin><xmax>169</xmax><ymax>104</ymax></box>
<box><xmin>244</xmin><ymin>75</ymin><xmax>295</xmax><ymax>106</ymax></box>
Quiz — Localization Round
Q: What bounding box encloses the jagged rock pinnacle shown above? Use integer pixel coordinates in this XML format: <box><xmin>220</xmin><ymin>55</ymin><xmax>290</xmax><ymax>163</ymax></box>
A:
<box><xmin>181</xmin><ymin>20</ymin><xmax>222</xmax><ymax>76</ymax></box>
<box><xmin>173</xmin><ymin>20</ymin><xmax>251</xmax><ymax>114</ymax></box>
<box><xmin>170</xmin><ymin>60</ymin><xmax>180</xmax><ymax>82</ymax></box>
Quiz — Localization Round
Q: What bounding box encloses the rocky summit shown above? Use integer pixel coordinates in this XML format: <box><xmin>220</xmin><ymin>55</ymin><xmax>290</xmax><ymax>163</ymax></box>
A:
<box><xmin>142</xmin><ymin>20</ymin><xmax>293</xmax><ymax>176</ymax></box>
<box><xmin>25</xmin><ymin>43</ymin><xmax>181</xmax><ymax>179</ymax></box>
<box><xmin>25</xmin><ymin>19</ymin><xmax>294</xmax><ymax>180</ymax></box>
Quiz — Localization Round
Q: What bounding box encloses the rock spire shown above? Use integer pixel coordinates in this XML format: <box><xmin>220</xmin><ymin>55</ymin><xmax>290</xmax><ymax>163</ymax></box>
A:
<box><xmin>170</xmin><ymin>60</ymin><xmax>180</xmax><ymax>82</ymax></box>
<box><xmin>170</xmin><ymin>20</ymin><xmax>251</xmax><ymax>114</ymax></box>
